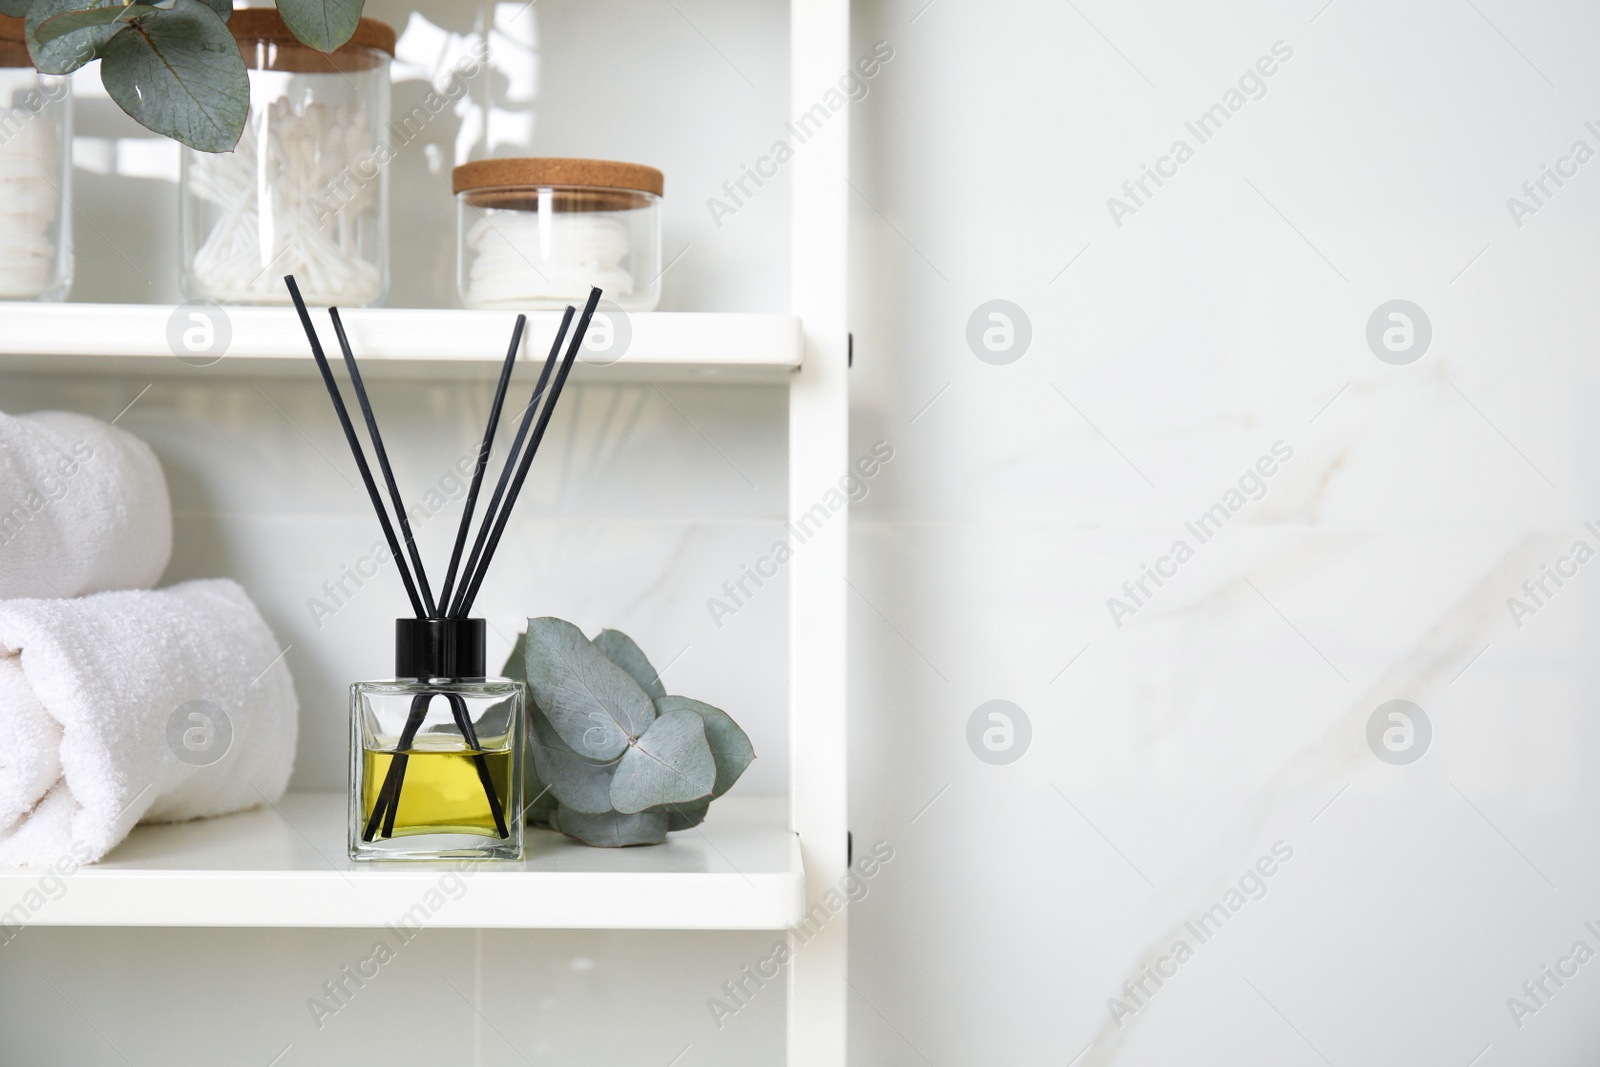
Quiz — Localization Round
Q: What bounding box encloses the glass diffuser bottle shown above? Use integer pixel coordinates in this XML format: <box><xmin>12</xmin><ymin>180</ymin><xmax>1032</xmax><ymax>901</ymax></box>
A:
<box><xmin>283</xmin><ymin>273</ymin><xmax>599</xmax><ymax>865</ymax></box>
<box><xmin>351</xmin><ymin>619</ymin><xmax>524</xmax><ymax>860</ymax></box>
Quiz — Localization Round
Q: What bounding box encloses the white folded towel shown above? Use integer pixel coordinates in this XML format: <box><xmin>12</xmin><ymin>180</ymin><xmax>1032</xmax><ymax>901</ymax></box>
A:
<box><xmin>0</xmin><ymin>579</ymin><xmax>298</xmax><ymax>865</ymax></box>
<box><xmin>0</xmin><ymin>410</ymin><xmax>172</xmax><ymax>600</ymax></box>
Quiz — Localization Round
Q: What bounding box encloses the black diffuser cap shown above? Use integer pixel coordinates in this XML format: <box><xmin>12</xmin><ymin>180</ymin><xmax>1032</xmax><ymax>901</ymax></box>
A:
<box><xmin>395</xmin><ymin>618</ymin><xmax>486</xmax><ymax>680</ymax></box>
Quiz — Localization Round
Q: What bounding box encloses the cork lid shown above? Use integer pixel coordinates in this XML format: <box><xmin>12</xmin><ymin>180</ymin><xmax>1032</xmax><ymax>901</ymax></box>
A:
<box><xmin>452</xmin><ymin>158</ymin><xmax>665</xmax><ymax>197</ymax></box>
<box><xmin>0</xmin><ymin>14</ymin><xmax>29</xmax><ymax>68</ymax></box>
<box><xmin>228</xmin><ymin>8</ymin><xmax>396</xmax><ymax>58</ymax></box>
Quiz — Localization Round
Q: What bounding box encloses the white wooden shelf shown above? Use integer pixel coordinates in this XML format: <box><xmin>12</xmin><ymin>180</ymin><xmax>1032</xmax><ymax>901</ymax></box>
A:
<box><xmin>0</xmin><ymin>1</ymin><xmax>846</xmax><ymax>1061</ymax></box>
<box><xmin>0</xmin><ymin>304</ymin><xmax>802</xmax><ymax>384</ymax></box>
<box><xmin>0</xmin><ymin>794</ymin><xmax>802</xmax><ymax>930</ymax></box>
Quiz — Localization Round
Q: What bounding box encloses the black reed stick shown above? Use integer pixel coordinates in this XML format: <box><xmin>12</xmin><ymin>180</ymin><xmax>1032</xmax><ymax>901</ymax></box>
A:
<box><xmin>356</xmin><ymin>309</ymin><xmax>564</xmax><ymax>837</ymax></box>
<box><xmin>363</xmin><ymin>690</ymin><xmax>430</xmax><ymax>841</ymax></box>
<box><xmin>284</xmin><ymin>275</ymin><xmax>425</xmax><ymax>619</ymax></box>
<box><xmin>288</xmin><ymin>280</ymin><xmax>596</xmax><ymax>844</ymax></box>
<box><xmin>456</xmin><ymin>287</ymin><xmax>601</xmax><ymax>617</ymax></box>
<box><xmin>443</xmin><ymin>692</ymin><xmax>510</xmax><ymax>838</ymax></box>
<box><xmin>437</xmin><ymin>315</ymin><xmax>526</xmax><ymax>613</ymax></box>
<box><xmin>447</xmin><ymin>307</ymin><xmax>574</xmax><ymax>618</ymax></box>
<box><xmin>369</xmin><ymin>309</ymin><xmax>572</xmax><ymax>838</ymax></box>
<box><xmin>328</xmin><ymin>308</ymin><xmax>439</xmax><ymax>619</ymax></box>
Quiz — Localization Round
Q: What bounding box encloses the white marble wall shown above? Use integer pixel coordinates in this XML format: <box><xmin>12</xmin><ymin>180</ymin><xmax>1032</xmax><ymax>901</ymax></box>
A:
<box><xmin>0</xmin><ymin>927</ymin><xmax>787</xmax><ymax>1063</ymax></box>
<box><xmin>847</xmin><ymin>0</ymin><xmax>1600</xmax><ymax>1064</ymax></box>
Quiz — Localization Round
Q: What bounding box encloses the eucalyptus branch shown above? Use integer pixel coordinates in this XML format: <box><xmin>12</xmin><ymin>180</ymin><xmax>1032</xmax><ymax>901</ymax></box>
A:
<box><xmin>11</xmin><ymin>0</ymin><xmax>365</xmax><ymax>151</ymax></box>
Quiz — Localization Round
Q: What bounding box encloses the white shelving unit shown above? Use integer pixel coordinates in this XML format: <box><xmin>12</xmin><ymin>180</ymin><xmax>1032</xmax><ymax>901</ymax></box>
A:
<box><xmin>0</xmin><ymin>304</ymin><xmax>803</xmax><ymax>383</ymax></box>
<box><xmin>0</xmin><ymin>3</ymin><xmax>849</xmax><ymax>1063</ymax></box>
<box><xmin>0</xmin><ymin>796</ymin><xmax>803</xmax><ymax>930</ymax></box>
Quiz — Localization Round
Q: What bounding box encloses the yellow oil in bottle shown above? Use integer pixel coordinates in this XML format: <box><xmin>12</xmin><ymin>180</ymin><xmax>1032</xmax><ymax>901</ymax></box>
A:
<box><xmin>362</xmin><ymin>745</ymin><xmax>513</xmax><ymax>838</ymax></box>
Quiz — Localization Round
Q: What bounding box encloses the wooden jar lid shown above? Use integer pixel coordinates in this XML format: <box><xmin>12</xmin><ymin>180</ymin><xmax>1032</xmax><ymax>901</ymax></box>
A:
<box><xmin>227</xmin><ymin>8</ymin><xmax>396</xmax><ymax>57</ymax></box>
<box><xmin>0</xmin><ymin>14</ymin><xmax>28</xmax><ymax>67</ymax></box>
<box><xmin>0</xmin><ymin>8</ymin><xmax>399</xmax><ymax>69</ymax></box>
<box><xmin>453</xmin><ymin>158</ymin><xmax>664</xmax><ymax>197</ymax></box>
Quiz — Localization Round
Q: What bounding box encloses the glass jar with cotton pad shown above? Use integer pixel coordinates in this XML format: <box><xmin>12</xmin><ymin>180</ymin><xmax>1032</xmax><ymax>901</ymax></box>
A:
<box><xmin>180</xmin><ymin>10</ymin><xmax>393</xmax><ymax>306</ymax></box>
<box><xmin>453</xmin><ymin>158</ymin><xmax>663</xmax><ymax>312</ymax></box>
<box><xmin>0</xmin><ymin>16</ymin><xmax>71</xmax><ymax>302</ymax></box>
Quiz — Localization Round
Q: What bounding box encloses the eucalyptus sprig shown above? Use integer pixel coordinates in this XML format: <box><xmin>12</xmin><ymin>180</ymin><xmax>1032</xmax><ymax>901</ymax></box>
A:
<box><xmin>9</xmin><ymin>0</ymin><xmax>364</xmax><ymax>151</ymax></box>
<box><xmin>505</xmin><ymin>619</ymin><xmax>756</xmax><ymax>848</ymax></box>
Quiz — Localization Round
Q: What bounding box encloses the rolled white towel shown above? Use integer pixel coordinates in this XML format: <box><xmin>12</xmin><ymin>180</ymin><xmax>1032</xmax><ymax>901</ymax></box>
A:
<box><xmin>0</xmin><ymin>579</ymin><xmax>298</xmax><ymax>866</ymax></box>
<box><xmin>0</xmin><ymin>659</ymin><xmax>59</xmax><ymax>836</ymax></box>
<box><xmin>0</xmin><ymin>410</ymin><xmax>172</xmax><ymax>600</ymax></box>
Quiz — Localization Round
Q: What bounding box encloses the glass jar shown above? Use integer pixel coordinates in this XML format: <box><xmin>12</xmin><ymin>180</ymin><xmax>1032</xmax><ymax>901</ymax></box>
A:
<box><xmin>454</xmin><ymin>158</ymin><xmax>663</xmax><ymax>312</ymax></box>
<box><xmin>0</xmin><ymin>16</ymin><xmax>70</xmax><ymax>301</ymax></box>
<box><xmin>350</xmin><ymin>620</ymin><xmax>525</xmax><ymax>861</ymax></box>
<box><xmin>181</xmin><ymin>10</ymin><xmax>392</xmax><ymax>307</ymax></box>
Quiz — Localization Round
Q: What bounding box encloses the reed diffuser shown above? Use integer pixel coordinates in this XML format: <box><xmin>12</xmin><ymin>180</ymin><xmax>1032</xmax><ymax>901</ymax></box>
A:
<box><xmin>285</xmin><ymin>273</ymin><xmax>600</xmax><ymax>860</ymax></box>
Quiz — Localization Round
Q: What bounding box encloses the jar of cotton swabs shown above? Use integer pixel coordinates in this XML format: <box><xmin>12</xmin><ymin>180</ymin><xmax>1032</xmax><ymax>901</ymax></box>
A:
<box><xmin>180</xmin><ymin>10</ymin><xmax>393</xmax><ymax>306</ymax></box>
<box><xmin>0</xmin><ymin>16</ymin><xmax>71</xmax><ymax>302</ymax></box>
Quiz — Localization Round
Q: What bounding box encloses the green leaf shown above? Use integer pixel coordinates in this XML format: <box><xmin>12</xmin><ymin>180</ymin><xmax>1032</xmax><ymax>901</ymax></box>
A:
<box><xmin>99</xmin><ymin>0</ymin><xmax>247</xmax><ymax>152</ymax></box>
<box><xmin>529</xmin><ymin>707</ymin><xmax>619</xmax><ymax>815</ymax></box>
<box><xmin>550</xmin><ymin>805</ymin><xmax>667</xmax><ymax>848</ymax></box>
<box><xmin>517</xmin><ymin>626</ymin><xmax>621</xmax><ymax>814</ymax></box>
<box><xmin>594</xmin><ymin>629</ymin><xmax>666</xmax><ymax>700</ymax></box>
<box><xmin>609</xmin><ymin>708</ymin><xmax>716</xmax><ymax>815</ymax></box>
<box><xmin>35</xmin><ymin>4</ymin><xmax>159</xmax><ymax>46</ymax></box>
<box><xmin>26</xmin><ymin>0</ymin><xmax>120</xmax><ymax>74</ymax></box>
<box><xmin>525</xmin><ymin>617</ymin><xmax>655</xmax><ymax>762</ymax></box>
<box><xmin>654</xmin><ymin>695</ymin><xmax>753</xmax><ymax>799</ymax></box>
<box><xmin>665</xmin><ymin>801</ymin><xmax>709</xmax><ymax>832</ymax></box>
<box><xmin>194</xmin><ymin>0</ymin><xmax>228</xmax><ymax>19</ymax></box>
<box><xmin>0</xmin><ymin>0</ymin><xmax>33</xmax><ymax>18</ymax></box>
<box><xmin>274</xmin><ymin>0</ymin><xmax>358</xmax><ymax>53</ymax></box>
<box><xmin>501</xmin><ymin>630</ymin><xmax>527</xmax><ymax>683</ymax></box>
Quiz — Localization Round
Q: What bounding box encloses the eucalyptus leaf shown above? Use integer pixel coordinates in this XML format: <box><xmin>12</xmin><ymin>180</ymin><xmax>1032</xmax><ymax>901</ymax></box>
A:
<box><xmin>100</xmin><ymin>0</ymin><xmax>247</xmax><ymax>152</ymax></box>
<box><xmin>610</xmin><ymin>708</ymin><xmax>716</xmax><ymax>815</ymax></box>
<box><xmin>550</xmin><ymin>805</ymin><xmax>668</xmax><ymax>848</ymax></box>
<box><xmin>594</xmin><ymin>629</ymin><xmax>666</xmax><ymax>700</ymax></box>
<box><xmin>193</xmin><ymin>0</ymin><xmax>228</xmax><ymax>19</ymax></box>
<box><xmin>525</xmin><ymin>617</ymin><xmax>655</xmax><ymax>762</ymax></box>
<box><xmin>510</xmin><ymin>614</ymin><xmax>754</xmax><ymax>847</ymax></box>
<box><xmin>665</xmin><ymin>801</ymin><xmax>709</xmax><ymax>831</ymax></box>
<box><xmin>530</xmin><ymin>710</ymin><xmax>619</xmax><ymax>815</ymax></box>
<box><xmin>0</xmin><ymin>0</ymin><xmax>33</xmax><ymax>18</ymax></box>
<box><xmin>26</xmin><ymin>0</ymin><xmax>120</xmax><ymax>74</ymax></box>
<box><xmin>34</xmin><ymin>4</ymin><xmax>159</xmax><ymax>46</ymax></box>
<box><xmin>274</xmin><ymin>0</ymin><xmax>358</xmax><ymax>53</ymax></box>
<box><xmin>655</xmin><ymin>695</ymin><xmax>754</xmax><ymax>799</ymax></box>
